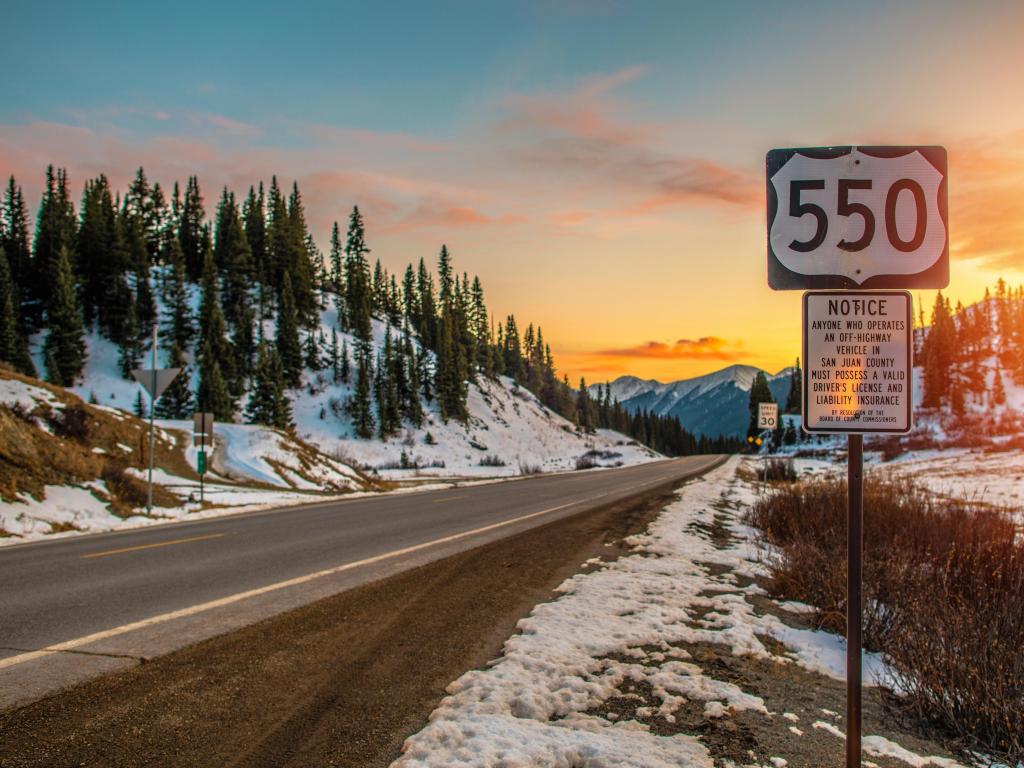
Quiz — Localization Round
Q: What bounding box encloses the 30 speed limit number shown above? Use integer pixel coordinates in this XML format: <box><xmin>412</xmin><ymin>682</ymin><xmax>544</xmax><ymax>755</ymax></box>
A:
<box><xmin>767</xmin><ymin>146</ymin><xmax>948</xmax><ymax>290</ymax></box>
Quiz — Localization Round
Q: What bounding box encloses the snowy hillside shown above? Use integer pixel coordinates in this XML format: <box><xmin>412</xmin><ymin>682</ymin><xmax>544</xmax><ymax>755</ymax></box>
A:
<box><xmin>593</xmin><ymin>365</ymin><xmax>794</xmax><ymax>439</ymax></box>
<box><xmin>39</xmin><ymin>283</ymin><xmax>658</xmax><ymax>481</ymax></box>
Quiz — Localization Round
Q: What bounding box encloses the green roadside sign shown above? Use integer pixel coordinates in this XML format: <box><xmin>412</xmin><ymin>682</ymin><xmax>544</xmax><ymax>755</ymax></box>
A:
<box><xmin>197</xmin><ymin>450</ymin><xmax>207</xmax><ymax>475</ymax></box>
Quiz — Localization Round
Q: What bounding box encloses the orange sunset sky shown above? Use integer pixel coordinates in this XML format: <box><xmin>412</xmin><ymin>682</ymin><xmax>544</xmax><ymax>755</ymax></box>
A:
<box><xmin>3</xmin><ymin>1</ymin><xmax>1023</xmax><ymax>384</ymax></box>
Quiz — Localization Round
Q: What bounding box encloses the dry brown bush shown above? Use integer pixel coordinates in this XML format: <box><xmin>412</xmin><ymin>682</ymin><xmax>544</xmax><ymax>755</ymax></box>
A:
<box><xmin>746</xmin><ymin>477</ymin><xmax>1023</xmax><ymax>762</ymax></box>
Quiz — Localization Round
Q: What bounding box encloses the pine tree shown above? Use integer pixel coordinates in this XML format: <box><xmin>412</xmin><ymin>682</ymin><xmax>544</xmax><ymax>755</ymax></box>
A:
<box><xmin>340</xmin><ymin>337</ymin><xmax>351</xmax><ymax>384</ymax></box>
<box><xmin>328</xmin><ymin>220</ymin><xmax>343</xmax><ymax>294</ymax></box>
<box><xmin>214</xmin><ymin>188</ymin><xmax>255</xmax><ymax>381</ymax></box>
<box><xmin>437</xmin><ymin>245</ymin><xmax>453</xmax><ymax>309</ymax></box>
<box><xmin>416</xmin><ymin>258</ymin><xmax>437</xmax><ymax>349</ymax></box>
<box><xmin>246</xmin><ymin>342</ymin><xmax>293</xmax><ymax>429</ymax></box>
<box><xmin>922</xmin><ymin>291</ymin><xmax>955</xmax><ymax>408</ymax></box>
<box><xmin>197</xmin><ymin>340</ymin><xmax>233</xmax><ymax>421</ymax></box>
<box><xmin>992</xmin><ymin>365</ymin><xmax>1006</xmax><ymax>406</ymax></box>
<box><xmin>350</xmin><ymin>343</ymin><xmax>375</xmax><ymax>438</ymax></box>
<box><xmin>117</xmin><ymin>298</ymin><xmax>144</xmax><ymax>379</ymax></box>
<box><xmin>43</xmin><ymin>247</ymin><xmax>86</xmax><ymax>386</ymax></box>
<box><xmin>376</xmin><ymin>326</ymin><xmax>400</xmax><ymax>437</ymax></box>
<box><xmin>785</xmin><ymin>358</ymin><xmax>801</xmax><ymax>413</ymax></box>
<box><xmin>31</xmin><ymin>166</ymin><xmax>76</xmax><ymax>326</ymax></box>
<box><xmin>155</xmin><ymin>344</ymin><xmax>193</xmax><ymax>419</ymax></box>
<box><xmin>160</xmin><ymin>239</ymin><xmax>195</xmax><ymax>351</ymax></box>
<box><xmin>0</xmin><ymin>246</ymin><xmax>36</xmax><ymax>376</ymax></box>
<box><xmin>179</xmin><ymin>176</ymin><xmax>208</xmax><ymax>280</ymax></box>
<box><xmin>503</xmin><ymin>315</ymin><xmax>524</xmax><ymax>380</ymax></box>
<box><xmin>77</xmin><ymin>174</ymin><xmax>121</xmax><ymax>330</ymax></box>
<box><xmin>435</xmin><ymin>308</ymin><xmax>468</xmax><ymax>421</ymax></box>
<box><xmin>285</xmin><ymin>182</ymin><xmax>318</xmax><ymax>323</ymax></box>
<box><xmin>243</xmin><ymin>183</ymin><xmax>266</xmax><ymax>283</ymax></box>
<box><xmin>134</xmin><ymin>390</ymin><xmax>146</xmax><ymax>418</ymax></box>
<box><xmin>576</xmin><ymin>377</ymin><xmax>593</xmax><ymax>431</ymax></box>
<box><xmin>2</xmin><ymin>177</ymin><xmax>32</xmax><ymax>313</ymax></box>
<box><xmin>402</xmin><ymin>264</ymin><xmax>418</xmax><ymax>327</ymax></box>
<box><xmin>276</xmin><ymin>271</ymin><xmax>303</xmax><ymax>387</ymax></box>
<box><xmin>197</xmin><ymin>250</ymin><xmax>238</xmax><ymax>409</ymax></box>
<box><xmin>746</xmin><ymin>371</ymin><xmax>774</xmax><ymax>439</ymax></box>
<box><xmin>401</xmin><ymin>321</ymin><xmax>423</xmax><ymax>426</ymax></box>
<box><xmin>304</xmin><ymin>330</ymin><xmax>322</xmax><ymax>371</ymax></box>
<box><xmin>328</xmin><ymin>329</ymin><xmax>341</xmax><ymax>383</ymax></box>
<box><xmin>343</xmin><ymin>206</ymin><xmax>372</xmax><ymax>342</ymax></box>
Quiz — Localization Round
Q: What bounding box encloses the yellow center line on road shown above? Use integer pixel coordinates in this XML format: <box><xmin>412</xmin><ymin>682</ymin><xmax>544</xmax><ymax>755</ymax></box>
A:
<box><xmin>81</xmin><ymin>533</ymin><xmax>225</xmax><ymax>559</ymax></box>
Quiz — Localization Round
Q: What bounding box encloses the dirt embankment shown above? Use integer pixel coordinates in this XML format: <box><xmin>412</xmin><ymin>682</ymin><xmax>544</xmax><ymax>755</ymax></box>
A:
<box><xmin>0</xmin><ymin>368</ymin><xmax>189</xmax><ymax>517</ymax></box>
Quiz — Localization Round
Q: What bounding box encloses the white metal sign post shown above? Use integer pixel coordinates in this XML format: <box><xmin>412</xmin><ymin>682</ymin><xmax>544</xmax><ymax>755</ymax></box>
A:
<box><xmin>767</xmin><ymin>145</ymin><xmax>947</xmax><ymax>768</ymax></box>
<box><xmin>131</xmin><ymin>328</ymin><xmax>182</xmax><ymax>514</ymax></box>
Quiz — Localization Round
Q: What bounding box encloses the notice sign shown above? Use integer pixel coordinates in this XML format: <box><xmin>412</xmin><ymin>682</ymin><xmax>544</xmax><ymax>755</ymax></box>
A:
<box><xmin>803</xmin><ymin>291</ymin><xmax>912</xmax><ymax>434</ymax></box>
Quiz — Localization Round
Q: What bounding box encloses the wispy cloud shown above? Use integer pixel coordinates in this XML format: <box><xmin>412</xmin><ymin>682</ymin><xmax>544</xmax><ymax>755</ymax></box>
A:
<box><xmin>487</xmin><ymin>66</ymin><xmax>761</xmax><ymax>226</ymax></box>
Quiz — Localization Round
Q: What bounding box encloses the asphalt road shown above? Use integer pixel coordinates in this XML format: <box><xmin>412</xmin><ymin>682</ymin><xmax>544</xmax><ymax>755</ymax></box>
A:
<box><xmin>0</xmin><ymin>455</ymin><xmax>723</xmax><ymax>709</ymax></box>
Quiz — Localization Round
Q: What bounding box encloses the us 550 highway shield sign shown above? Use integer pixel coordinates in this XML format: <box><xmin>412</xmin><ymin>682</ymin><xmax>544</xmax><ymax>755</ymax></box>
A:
<box><xmin>767</xmin><ymin>146</ymin><xmax>948</xmax><ymax>290</ymax></box>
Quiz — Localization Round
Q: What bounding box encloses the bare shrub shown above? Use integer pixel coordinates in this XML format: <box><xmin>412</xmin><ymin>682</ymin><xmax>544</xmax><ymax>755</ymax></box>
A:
<box><xmin>882</xmin><ymin>541</ymin><xmax>1024</xmax><ymax>761</ymax></box>
<box><xmin>575</xmin><ymin>454</ymin><xmax>598</xmax><ymax>470</ymax></box>
<box><xmin>47</xmin><ymin>405</ymin><xmax>92</xmax><ymax>443</ymax></box>
<box><xmin>746</xmin><ymin>476</ymin><xmax>1023</xmax><ymax>762</ymax></box>
<box><xmin>101</xmin><ymin>462</ymin><xmax>177</xmax><ymax>513</ymax></box>
<box><xmin>518</xmin><ymin>461</ymin><xmax>542</xmax><ymax>476</ymax></box>
<box><xmin>760</xmin><ymin>457</ymin><xmax>797</xmax><ymax>482</ymax></box>
<box><xmin>479</xmin><ymin>454</ymin><xmax>506</xmax><ymax>467</ymax></box>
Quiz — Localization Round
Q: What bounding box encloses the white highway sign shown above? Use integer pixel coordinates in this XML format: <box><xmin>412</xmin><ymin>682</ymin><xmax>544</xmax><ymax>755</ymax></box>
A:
<box><xmin>758</xmin><ymin>402</ymin><xmax>778</xmax><ymax>430</ymax></box>
<box><xmin>767</xmin><ymin>146</ymin><xmax>948</xmax><ymax>289</ymax></box>
<box><xmin>802</xmin><ymin>291</ymin><xmax>912</xmax><ymax>434</ymax></box>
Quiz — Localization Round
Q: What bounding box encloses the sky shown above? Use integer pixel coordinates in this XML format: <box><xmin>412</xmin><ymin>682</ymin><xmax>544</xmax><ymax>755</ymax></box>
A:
<box><xmin>3</xmin><ymin>0</ymin><xmax>1023</xmax><ymax>384</ymax></box>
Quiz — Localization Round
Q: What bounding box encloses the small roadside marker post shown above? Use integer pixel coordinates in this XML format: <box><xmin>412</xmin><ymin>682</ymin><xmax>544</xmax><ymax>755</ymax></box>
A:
<box><xmin>192</xmin><ymin>412</ymin><xmax>214</xmax><ymax>505</ymax></box>
<box><xmin>766</xmin><ymin>146</ymin><xmax>948</xmax><ymax>766</ymax></box>
<box><xmin>131</xmin><ymin>327</ymin><xmax>182</xmax><ymax>513</ymax></box>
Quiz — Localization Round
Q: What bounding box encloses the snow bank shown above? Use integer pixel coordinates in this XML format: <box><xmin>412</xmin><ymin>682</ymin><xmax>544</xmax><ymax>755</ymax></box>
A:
<box><xmin>392</xmin><ymin>458</ymin><xmax>966</xmax><ymax>768</ymax></box>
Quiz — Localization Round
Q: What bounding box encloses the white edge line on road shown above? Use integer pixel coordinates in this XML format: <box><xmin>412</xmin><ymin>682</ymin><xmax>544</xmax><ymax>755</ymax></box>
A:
<box><xmin>0</xmin><ymin>458</ymin><xmax>718</xmax><ymax>671</ymax></box>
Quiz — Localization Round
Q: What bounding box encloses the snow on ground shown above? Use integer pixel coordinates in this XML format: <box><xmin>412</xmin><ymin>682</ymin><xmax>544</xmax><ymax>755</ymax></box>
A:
<box><xmin>0</xmin><ymin>475</ymin><xmax>346</xmax><ymax>547</ymax></box>
<box><xmin>876</xmin><ymin>448</ymin><xmax>1024</xmax><ymax>513</ymax></box>
<box><xmin>0</xmin><ymin>484</ymin><xmax>123</xmax><ymax>538</ymax></box>
<box><xmin>783</xmin><ymin>445</ymin><xmax>1024</xmax><ymax>523</ymax></box>
<box><xmin>0</xmin><ymin>378</ymin><xmax>61</xmax><ymax>412</ymax></box>
<box><xmin>392</xmin><ymin>458</ymin><xmax>962</xmax><ymax>768</ymax></box>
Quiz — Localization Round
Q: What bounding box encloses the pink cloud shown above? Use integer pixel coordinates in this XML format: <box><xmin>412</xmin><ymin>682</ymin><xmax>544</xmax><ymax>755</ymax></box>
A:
<box><xmin>494</xmin><ymin>67</ymin><xmax>759</xmax><ymax>217</ymax></box>
<box><xmin>188</xmin><ymin>112</ymin><xmax>262</xmax><ymax>137</ymax></box>
<box><xmin>594</xmin><ymin>337</ymin><xmax>745</xmax><ymax>362</ymax></box>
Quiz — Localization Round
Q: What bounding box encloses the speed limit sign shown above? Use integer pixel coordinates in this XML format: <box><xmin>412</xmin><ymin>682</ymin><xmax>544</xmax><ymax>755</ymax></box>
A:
<box><xmin>766</xmin><ymin>146</ymin><xmax>948</xmax><ymax>290</ymax></box>
<box><xmin>758</xmin><ymin>402</ymin><xmax>778</xmax><ymax>430</ymax></box>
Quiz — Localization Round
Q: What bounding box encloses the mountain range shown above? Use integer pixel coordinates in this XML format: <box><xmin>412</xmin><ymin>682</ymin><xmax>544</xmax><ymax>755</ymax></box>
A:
<box><xmin>590</xmin><ymin>364</ymin><xmax>794</xmax><ymax>439</ymax></box>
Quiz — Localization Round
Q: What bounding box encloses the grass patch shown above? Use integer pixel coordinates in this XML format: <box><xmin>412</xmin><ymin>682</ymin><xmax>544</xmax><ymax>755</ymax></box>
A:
<box><xmin>746</xmin><ymin>476</ymin><xmax>1024</xmax><ymax>763</ymax></box>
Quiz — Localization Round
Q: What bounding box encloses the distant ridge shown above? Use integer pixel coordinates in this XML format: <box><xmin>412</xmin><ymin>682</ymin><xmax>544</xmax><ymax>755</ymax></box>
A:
<box><xmin>589</xmin><ymin>364</ymin><xmax>793</xmax><ymax>438</ymax></box>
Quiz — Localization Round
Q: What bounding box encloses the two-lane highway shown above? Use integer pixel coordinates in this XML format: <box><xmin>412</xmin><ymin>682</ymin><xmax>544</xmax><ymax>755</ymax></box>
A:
<box><xmin>0</xmin><ymin>455</ymin><xmax>723</xmax><ymax>708</ymax></box>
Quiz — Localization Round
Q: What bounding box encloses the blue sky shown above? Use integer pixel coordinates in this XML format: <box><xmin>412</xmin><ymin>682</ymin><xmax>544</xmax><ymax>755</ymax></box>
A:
<box><xmin>4</xmin><ymin>0</ymin><xmax>1023</xmax><ymax>381</ymax></box>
